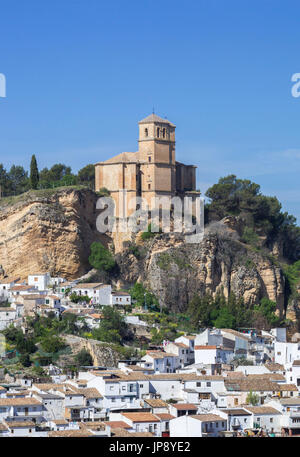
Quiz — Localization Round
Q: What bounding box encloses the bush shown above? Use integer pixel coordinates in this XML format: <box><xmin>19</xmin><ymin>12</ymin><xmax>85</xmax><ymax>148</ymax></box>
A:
<box><xmin>241</xmin><ymin>227</ymin><xmax>260</xmax><ymax>247</ymax></box>
<box><xmin>140</xmin><ymin>224</ymin><xmax>160</xmax><ymax>241</ymax></box>
<box><xmin>19</xmin><ymin>353</ymin><xmax>31</xmax><ymax>367</ymax></box>
<box><xmin>92</xmin><ymin>307</ymin><xmax>133</xmax><ymax>344</ymax></box>
<box><xmin>75</xmin><ymin>349</ymin><xmax>93</xmax><ymax>367</ymax></box>
<box><xmin>129</xmin><ymin>282</ymin><xmax>159</xmax><ymax>311</ymax></box>
<box><xmin>40</xmin><ymin>336</ymin><xmax>66</xmax><ymax>354</ymax></box>
<box><xmin>88</xmin><ymin>242</ymin><xmax>116</xmax><ymax>272</ymax></box>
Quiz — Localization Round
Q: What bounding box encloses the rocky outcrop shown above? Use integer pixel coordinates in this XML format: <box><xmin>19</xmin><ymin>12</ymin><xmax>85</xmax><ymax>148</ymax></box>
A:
<box><xmin>116</xmin><ymin>223</ymin><xmax>286</xmax><ymax>314</ymax></box>
<box><xmin>0</xmin><ymin>188</ymin><xmax>108</xmax><ymax>280</ymax></box>
<box><xmin>0</xmin><ymin>189</ymin><xmax>289</xmax><ymax>316</ymax></box>
<box><xmin>63</xmin><ymin>335</ymin><xmax>124</xmax><ymax>367</ymax></box>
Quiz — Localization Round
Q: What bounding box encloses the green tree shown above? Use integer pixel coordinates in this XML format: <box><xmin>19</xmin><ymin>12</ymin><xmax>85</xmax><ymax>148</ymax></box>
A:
<box><xmin>40</xmin><ymin>336</ymin><xmax>65</xmax><ymax>353</ymax></box>
<box><xmin>78</xmin><ymin>164</ymin><xmax>95</xmax><ymax>189</ymax></box>
<box><xmin>75</xmin><ymin>349</ymin><xmax>93</xmax><ymax>367</ymax></box>
<box><xmin>30</xmin><ymin>155</ymin><xmax>39</xmax><ymax>189</ymax></box>
<box><xmin>88</xmin><ymin>242</ymin><xmax>116</xmax><ymax>272</ymax></box>
<box><xmin>254</xmin><ymin>298</ymin><xmax>281</xmax><ymax>328</ymax></box>
<box><xmin>0</xmin><ymin>164</ymin><xmax>10</xmax><ymax>196</ymax></box>
<box><xmin>205</xmin><ymin>175</ymin><xmax>300</xmax><ymax>262</ymax></box>
<box><xmin>246</xmin><ymin>390</ymin><xmax>259</xmax><ymax>406</ymax></box>
<box><xmin>186</xmin><ymin>294</ymin><xmax>214</xmax><ymax>328</ymax></box>
<box><xmin>213</xmin><ymin>307</ymin><xmax>235</xmax><ymax>328</ymax></box>
<box><xmin>92</xmin><ymin>307</ymin><xmax>132</xmax><ymax>344</ymax></box>
<box><xmin>8</xmin><ymin>165</ymin><xmax>29</xmax><ymax>194</ymax></box>
<box><xmin>129</xmin><ymin>282</ymin><xmax>159</xmax><ymax>310</ymax></box>
<box><xmin>19</xmin><ymin>353</ymin><xmax>31</xmax><ymax>367</ymax></box>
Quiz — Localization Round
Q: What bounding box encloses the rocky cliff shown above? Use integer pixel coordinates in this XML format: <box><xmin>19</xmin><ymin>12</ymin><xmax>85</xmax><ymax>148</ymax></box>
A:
<box><xmin>0</xmin><ymin>188</ymin><xmax>288</xmax><ymax>315</ymax></box>
<box><xmin>0</xmin><ymin>187</ymin><xmax>108</xmax><ymax>280</ymax></box>
<box><xmin>63</xmin><ymin>335</ymin><xmax>124</xmax><ymax>367</ymax></box>
<box><xmin>116</xmin><ymin>220</ymin><xmax>287</xmax><ymax>315</ymax></box>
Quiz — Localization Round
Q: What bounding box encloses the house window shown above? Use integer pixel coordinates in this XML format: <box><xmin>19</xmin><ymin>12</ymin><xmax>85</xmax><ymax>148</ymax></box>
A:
<box><xmin>148</xmin><ymin>156</ymin><xmax>151</xmax><ymax>162</ymax></box>
<box><xmin>148</xmin><ymin>184</ymin><xmax>151</xmax><ymax>190</ymax></box>
<box><xmin>145</xmin><ymin>128</ymin><xmax>148</xmax><ymax>137</ymax></box>
<box><xmin>162</xmin><ymin>128</ymin><xmax>166</xmax><ymax>138</ymax></box>
<box><xmin>206</xmin><ymin>382</ymin><xmax>211</xmax><ymax>387</ymax></box>
<box><xmin>157</xmin><ymin>127</ymin><xmax>160</xmax><ymax>137</ymax></box>
<box><xmin>196</xmin><ymin>382</ymin><xmax>201</xmax><ymax>387</ymax></box>
<box><xmin>270</xmin><ymin>418</ymin><xmax>273</xmax><ymax>423</ymax></box>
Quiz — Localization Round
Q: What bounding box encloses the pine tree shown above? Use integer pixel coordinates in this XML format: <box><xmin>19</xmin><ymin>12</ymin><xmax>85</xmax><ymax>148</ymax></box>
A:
<box><xmin>30</xmin><ymin>155</ymin><xmax>39</xmax><ymax>189</ymax></box>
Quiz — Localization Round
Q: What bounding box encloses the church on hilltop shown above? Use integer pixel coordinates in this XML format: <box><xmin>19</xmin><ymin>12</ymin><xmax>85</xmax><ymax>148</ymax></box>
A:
<box><xmin>95</xmin><ymin>113</ymin><xmax>199</xmax><ymax>216</ymax></box>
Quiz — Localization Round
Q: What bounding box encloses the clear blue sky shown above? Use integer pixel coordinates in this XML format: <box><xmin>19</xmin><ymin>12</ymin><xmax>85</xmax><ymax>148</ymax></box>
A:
<box><xmin>0</xmin><ymin>0</ymin><xmax>300</xmax><ymax>222</ymax></box>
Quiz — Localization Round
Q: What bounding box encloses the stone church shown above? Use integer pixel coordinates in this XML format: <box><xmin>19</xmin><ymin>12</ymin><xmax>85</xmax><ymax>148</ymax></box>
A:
<box><xmin>95</xmin><ymin>113</ymin><xmax>199</xmax><ymax>217</ymax></box>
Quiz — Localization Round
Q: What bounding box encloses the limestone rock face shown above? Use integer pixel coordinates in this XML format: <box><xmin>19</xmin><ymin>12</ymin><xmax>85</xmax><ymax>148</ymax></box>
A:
<box><xmin>0</xmin><ymin>188</ymin><xmax>107</xmax><ymax>280</ymax></box>
<box><xmin>63</xmin><ymin>335</ymin><xmax>125</xmax><ymax>367</ymax></box>
<box><xmin>0</xmin><ymin>190</ymin><xmax>288</xmax><ymax>316</ymax></box>
<box><xmin>116</xmin><ymin>230</ymin><xmax>286</xmax><ymax>314</ymax></box>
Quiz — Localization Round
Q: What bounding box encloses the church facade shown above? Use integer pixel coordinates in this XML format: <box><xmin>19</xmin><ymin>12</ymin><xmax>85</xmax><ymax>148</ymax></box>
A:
<box><xmin>95</xmin><ymin>114</ymin><xmax>198</xmax><ymax>217</ymax></box>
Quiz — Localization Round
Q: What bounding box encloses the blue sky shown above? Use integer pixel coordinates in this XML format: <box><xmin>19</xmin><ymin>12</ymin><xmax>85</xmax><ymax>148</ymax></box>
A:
<box><xmin>0</xmin><ymin>0</ymin><xmax>300</xmax><ymax>221</ymax></box>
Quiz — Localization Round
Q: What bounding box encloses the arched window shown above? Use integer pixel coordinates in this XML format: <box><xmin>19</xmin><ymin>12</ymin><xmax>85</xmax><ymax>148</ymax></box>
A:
<box><xmin>157</xmin><ymin>127</ymin><xmax>160</xmax><ymax>137</ymax></box>
<box><xmin>145</xmin><ymin>128</ymin><xmax>148</xmax><ymax>137</ymax></box>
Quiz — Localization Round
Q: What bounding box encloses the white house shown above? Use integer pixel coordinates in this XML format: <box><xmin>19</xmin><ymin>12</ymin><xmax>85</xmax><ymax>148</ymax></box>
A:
<box><xmin>9</xmin><ymin>285</ymin><xmax>38</xmax><ymax>300</ymax></box>
<box><xmin>0</xmin><ymin>278</ymin><xmax>22</xmax><ymax>301</ymax></box>
<box><xmin>169</xmin><ymin>413</ymin><xmax>227</xmax><ymax>437</ymax></box>
<box><xmin>32</xmin><ymin>392</ymin><xmax>65</xmax><ymax>421</ymax></box>
<box><xmin>142</xmin><ymin>351</ymin><xmax>180</xmax><ymax>374</ymax></box>
<box><xmin>165</xmin><ymin>342</ymin><xmax>191</xmax><ymax>368</ymax></box>
<box><xmin>71</xmin><ymin>283</ymin><xmax>112</xmax><ymax>305</ymax></box>
<box><xmin>174</xmin><ymin>335</ymin><xmax>195</xmax><ymax>364</ymax></box>
<box><xmin>28</xmin><ymin>273</ymin><xmax>51</xmax><ymax>291</ymax></box>
<box><xmin>0</xmin><ymin>397</ymin><xmax>44</xmax><ymax>423</ymax></box>
<box><xmin>194</xmin><ymin>345</ymin><xmax>234</xmax><ymax>365</ymax></box>
<box><xmin>0</xmin><ymin>308</ymin><xmax>17</xmax><ymax>330</ymax></box>
<box><xmin>216</xmin><ymin>408</ymin><xmax>252</xmax><ymax>432</ymax></box>
<box><xmin>44</xmin><ymin>295</ymin><xmax>63</xmax><ymax>312</ymax></box>
<box><xmin>243</xmin><ymin>405</ymin><xmax>282</xmax><ymax>433</ymax></box>
<box><xmin>275</xmin><ymin>341</ymin><xmax>300</xmax><ymax>366</ymax></box>
<box><xmin>110</xmin><ymin>292</ymin><xmax>131</xmax><ymax>306</ymax></box>
<box><xmin>110</xmin><ymin>411</ymin><xmax>162</xmax><ymax>436</ymax></box>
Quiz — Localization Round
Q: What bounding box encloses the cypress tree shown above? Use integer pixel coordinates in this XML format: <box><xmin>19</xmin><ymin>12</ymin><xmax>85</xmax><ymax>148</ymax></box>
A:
<box><xmin>30</xmin><ymin>154</ymin><xmax>39</xmax><ymax>189</ymax></box>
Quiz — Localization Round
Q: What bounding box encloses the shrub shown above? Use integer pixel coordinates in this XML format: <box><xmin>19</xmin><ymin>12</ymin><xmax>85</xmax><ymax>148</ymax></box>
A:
<box><xmin>88</xmin><ymin>242</ymin><xmax>116</xmax><ymax>272</ymax></box>
<box><xmin>19</xmin><ymin>353</ymin><xmax>31</xmax><ymax>367</ymax></box>
<box><xmin>75</xmin><ymin>349</ymin><xmax>93</xmax><ymax>367</ymax></box>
